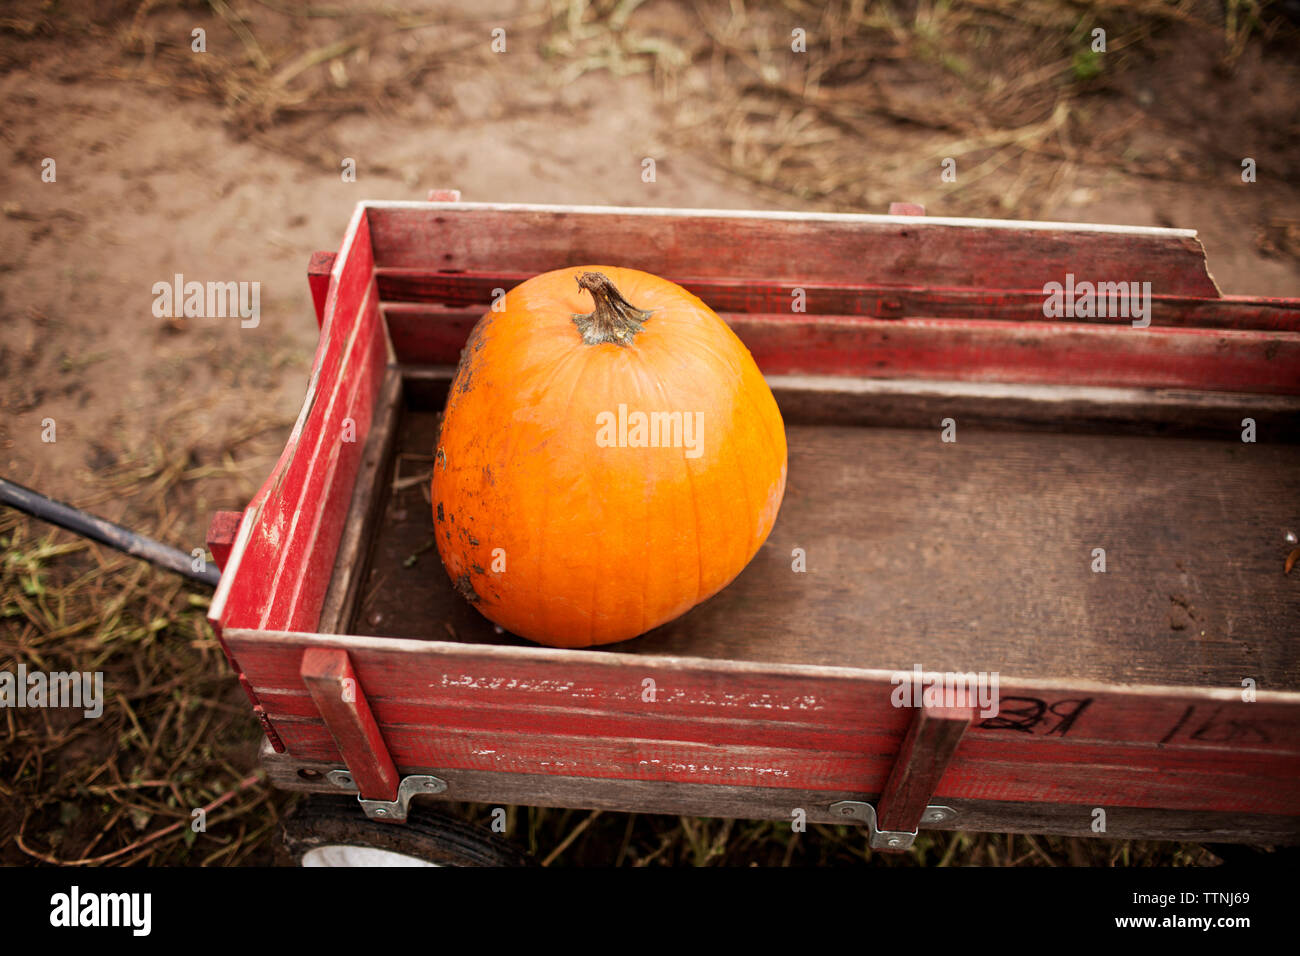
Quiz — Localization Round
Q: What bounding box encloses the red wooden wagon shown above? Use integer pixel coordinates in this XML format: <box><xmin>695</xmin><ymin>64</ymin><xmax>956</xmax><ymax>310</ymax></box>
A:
<box><xmin>205</xmin><ymin>194</ymin><xmax>1300</xmax><ymax>864</ymax></box>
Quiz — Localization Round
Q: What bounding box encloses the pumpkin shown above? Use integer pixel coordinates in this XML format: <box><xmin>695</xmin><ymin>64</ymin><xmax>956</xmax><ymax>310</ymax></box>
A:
<box><xmin>431</xmin><ymin>265</ymin><xmax>787</xmax><ymax>648</ymax></box>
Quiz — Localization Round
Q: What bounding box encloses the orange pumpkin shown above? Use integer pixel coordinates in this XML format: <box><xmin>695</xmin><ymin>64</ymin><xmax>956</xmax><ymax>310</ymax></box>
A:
<box><xmin>431</xmin><ymin>265</ymin><xmax>787</xmax><ymax>647</ymax></box>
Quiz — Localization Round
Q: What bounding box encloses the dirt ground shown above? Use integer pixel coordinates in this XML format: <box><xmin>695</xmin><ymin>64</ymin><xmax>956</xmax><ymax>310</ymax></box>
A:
<box><xmin>2</xmin><ymin>0</ymin><xmax>1298</xmax><ymax>866</ymax></box>
<box><xmin>3</xmin><ymin>0</ymin><xmax>1299</xmax><ymax>516</ymax></box>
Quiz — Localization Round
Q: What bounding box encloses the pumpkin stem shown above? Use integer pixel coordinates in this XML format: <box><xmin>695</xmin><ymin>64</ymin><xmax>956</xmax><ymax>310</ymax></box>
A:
<box><xmin>572</xmin><ymin>271</ymin><xmax>653</xmax><ymax>347</ymax></box>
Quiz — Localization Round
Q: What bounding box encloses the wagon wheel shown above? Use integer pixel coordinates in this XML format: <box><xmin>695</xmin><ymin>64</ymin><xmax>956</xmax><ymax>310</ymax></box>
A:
<box><xmin>281</xmin><ymin>794</ymin><xmax>538</xmax><ymax>867</ymax></box>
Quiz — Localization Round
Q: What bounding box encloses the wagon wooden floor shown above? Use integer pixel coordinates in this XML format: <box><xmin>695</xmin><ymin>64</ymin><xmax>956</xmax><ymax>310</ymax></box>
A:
<box><xmin>349</xmin><ymin>393</ymin><xmax>1300</xmax><ymax>692</ymax></box>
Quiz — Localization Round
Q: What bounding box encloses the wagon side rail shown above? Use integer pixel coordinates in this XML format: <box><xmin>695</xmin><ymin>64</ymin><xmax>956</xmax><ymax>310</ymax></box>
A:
<box><xmin>232</xmin><ymin>629</ymin><xmax>1300</xmax><ymax>844</ymax></box>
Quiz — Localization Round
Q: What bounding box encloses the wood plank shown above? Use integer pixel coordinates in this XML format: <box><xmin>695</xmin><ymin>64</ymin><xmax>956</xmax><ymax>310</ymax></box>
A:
<box><xmin>259</xmin><ymin>742</ymin><xmax>1300</xmax><ymax>845</ymax></box>
<box><xmin>738</xmin><ymin>315</ymin><xmax>1300</xmax><ymax>394</ymax></box>
<box><xmin>318</xmin><ymin>371</ymin><xmax>403</xmax><ymax>635</ymax></box>
<box><xmin>300</xmin><ymin>647</ymin><xmax>399</xmax><ymax>801</ymax></box>
<box><xmin>235</xmin><ymin>640</ymin><xmax>1300</xmax><ymax>755</ymax></box>
<box><xmin>398</xmin><ymin>365</ymin><xmax>1300</xmax><ymax>440</ymax></box>
<box><xmin>224</xmin><ymin>629</ymin><xmax>1300</xmax><ymax>815</ymax></box>
<box><xmin>363</xmin><ymin>202</ymin><xmax>1222</xmax><ymax>297</ymax></box>
<box><xmin>377</xmin><ymin>272</ymin><xmax>1300</xmax><ymax>331</ymax></box>
<box><xmin>253</xmin><ymin>713</ymin><xmax>1300</xmax><ymax>814</ymax></box>
<box><xmin>211</xmin><ymin>206</ymin><xmax>383</xmax><ymax>633</ymax></box>
<box><xmin>344</xmin><ymin>391</ymin><xmax>1300</xmax><ymax>688</ymax></box>
<box><xmin>382</xmin><ymin>304</ymin><xmax>1300</xmax><ymax>394</ymax></box>
<box><xmin>237</xmin><ymin>682</ymin><xmax>1300</xmax><ymax>762</ymax></box>
<box><xmin>876</xmin><ymin>705</ymin><xmax>972</xmax><ymax>833</ymax></box>
<box><xmin>267</xmin><ymin>280</ymin><xmax>386</xmax><ymax>632</ymax></box>
<box><xmin>225</xmin><ymin>631</ymin><xmax>1300</xmax><ymax>746</ymax></box>
<box><xmin>766</xmin><ymin>374</ymin><xmax>1300</xmax><ymax>439</ymax></box>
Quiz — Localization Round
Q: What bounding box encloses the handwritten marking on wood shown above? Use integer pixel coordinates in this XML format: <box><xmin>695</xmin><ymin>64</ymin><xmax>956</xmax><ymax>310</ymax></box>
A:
<box><xmin>978</xmin><ymin>697</ymin><xmax>1094</xmax><ymax>737</ymax></box>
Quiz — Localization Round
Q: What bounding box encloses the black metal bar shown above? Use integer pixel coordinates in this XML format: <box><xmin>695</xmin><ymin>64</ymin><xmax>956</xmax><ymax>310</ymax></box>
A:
<box><xmin>0</xmin><ymin>476</ymin><xmax>221</xmax><ymax>587</ymax></box>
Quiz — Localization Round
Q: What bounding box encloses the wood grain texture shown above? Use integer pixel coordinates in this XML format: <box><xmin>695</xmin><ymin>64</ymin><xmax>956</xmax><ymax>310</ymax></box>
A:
<box><xmin>398</xmin><ymin>366</ymin><xmax>1300</xmax><ymax>441</ymax></box>
<box><xmin>349</xmin><ymin>385</ymin><xmax>1300</xmax><ymax>689</ymax></box>
<box><xmin>383</xmin><ymin>304</ymin><xmax>1300</xmax><ymax>394</ymax></box>
<box><xmin>225</xmin><ymin>628</ymin><xmax>1300</xmax><ymax>815</ymax></box>
<box><xmin>300</xmin><ymin>647</ymin><xmax>399</xmax><ymax>800</ymax></box>
<box><xmin>765</xmin><ymin>374</ymin><xmax>1300</xmax><ymax>440</ymax></box>
<box><xmin>212</xmin><ymin>208</ymin><xmax>386</xmax><ymax>634</ymax></box>
<box><xmin>261</xmin><ymin>743</ymin><xmax>1300</xmax><ymax>844</ymax></box>
<box><xmin>363</xmin><ymin>202</ymin><xmax>1222</xmax><ymax>297</ymax></box>
<box><xmin>377</xmin><ymin>272</ymin><xmax>1300</xmax><ymax>332</ymax></box>
<box><xmin>876</xmin><ymin>705</ymin><xmax>973</xmax><ymax>832</ymax></box>
<box><xmin>317</xmin><ymin>371</ymin><xmax>403</xmax><ymax>635</ymax></box>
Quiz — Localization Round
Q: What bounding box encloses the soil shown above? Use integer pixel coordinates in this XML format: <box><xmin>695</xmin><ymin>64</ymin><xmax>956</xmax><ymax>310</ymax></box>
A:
<box><xmin>1</xmin><ymin>0</ymin><xmax>1298</xmax><ymax>868</ymax></box>
<box><xmin>2</xmin><ymin>2</ymin><xmax>1297</xmax><ymax>534</ymax></box>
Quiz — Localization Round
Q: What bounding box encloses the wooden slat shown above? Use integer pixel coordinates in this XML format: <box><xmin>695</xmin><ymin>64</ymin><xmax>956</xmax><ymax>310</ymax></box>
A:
<box><xmin>256</xmin><ymin>715</ymin><xmax>1300</xmax><ymax>814</ymax></box>
<box><xmin>269</xmin><ymin>289</ymin><xmax>387</xmax><ymax>632</ymax></box>
<box><xmin>876</xmin><ymin>705</ymin><xmax>973</xmax><ymax>833</ymax></box>
<box><xmin>765</xmin><ymin>374</ymin><xmax>1300</xmax><ymax>438</ymax></box>
<box><xmin>363</xmin><ymin>202</ymin><xmax>1223</xmax><ymax>297</ymax></box>
<box><xmin>260</xmin><ymin>742</ymin><xmax>1300</xmax><ymax>845</ymax></box>
<box><xmin>317</xmin><ymin>371</ymin><xmax>403</xmax><ymax>635</ymax></box>
<box><xmin>738</xmin><ymin>315</ymin><xmax>1300</xmax><ymax>394</ymax></box>
<box><xmin>247</xmin><ymin>682</ymin><xmax>1300</xmax><ymax>759</ymax></box>
<box><xmin>395</xmin><ymin>364</ymin><xmax>1300</xmax><ymax>440</ymax></box>
<box><xmin>277</xmin><ymin>768</ymin><xmax>1300</xmax><ymax>846</ymax></box>
<box><xmin>381</xmin><ymin>304</ymin><xmax>1300</xmax><ymax>394</ymax></box>
<box><xmin>225</xmin><ymin>633</ymin><xmax>1300</xmax><ymax>751</ymax></box>
<box><xmin>376</xmin><ymin>271</ymin><xmax>1300</xmax><ymax>331</ymax></box>
<box><xmin>211</xmin><ymin>207</ymin><xmax>383</xmax><ymax>632</ymax></box>
<box><xmin>225</xmin><ymin>630</ymin><xmax>1300</xmax><ymax>816</ymax></box>
<box><xmin>300</xmin><ymin>647</ymin><xmax>399</xmax><ymax>800</ymax></box>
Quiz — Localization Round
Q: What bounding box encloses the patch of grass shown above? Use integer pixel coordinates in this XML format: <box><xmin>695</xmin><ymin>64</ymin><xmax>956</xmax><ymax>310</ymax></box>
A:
<box><xmin>0</xmin><ymin>511</ymin><xmax>284</xmax><ymax>866</ymax></box>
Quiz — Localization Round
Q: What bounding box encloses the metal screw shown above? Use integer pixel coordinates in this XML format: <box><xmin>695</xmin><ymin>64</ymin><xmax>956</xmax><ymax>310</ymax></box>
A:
<box><xmin>887</xmin><ymin>838</ymin><xmax>902</xmax><ymax>847</ymax></box>
<box><xmin>840</xmin><ymin>807</ymin><xmax>854</xmax><ymax>816</ymax></box>
<box><xmin>373</xmin><ymin>808</ymin><xmax>388</xmax><ymax>818</ymax></box>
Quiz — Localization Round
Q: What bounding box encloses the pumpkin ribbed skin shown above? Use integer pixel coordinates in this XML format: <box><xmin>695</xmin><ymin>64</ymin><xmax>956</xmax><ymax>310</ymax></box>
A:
<box><xmin>431</xmin><ymin>265</ymin><xmax>787</xmax><ymax>648</ymax></box>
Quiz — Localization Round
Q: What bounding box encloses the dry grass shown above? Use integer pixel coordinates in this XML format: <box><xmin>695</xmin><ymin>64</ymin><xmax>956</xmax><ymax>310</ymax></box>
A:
<box><xmin>0</xmin><ymin>401</ymin><xmax>295</xmax><ymax>865</ymax></box>
<box><xmin>3</xmin><ymin>0</ymin><xmax>1296</xmax><ymax>865</ymax></box>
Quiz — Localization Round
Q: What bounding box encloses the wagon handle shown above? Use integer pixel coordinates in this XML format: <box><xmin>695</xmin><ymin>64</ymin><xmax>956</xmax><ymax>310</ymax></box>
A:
<box><xmin>0</xmin><ymin>476</ymin><xmax>221</xmax><ymax>587</ymax></box>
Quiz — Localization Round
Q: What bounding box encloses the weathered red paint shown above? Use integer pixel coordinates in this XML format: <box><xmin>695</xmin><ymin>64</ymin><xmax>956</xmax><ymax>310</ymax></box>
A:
<box><xmin>307</xmin><ymin>251</ymin><xmax>336</xmax><ymax>328</ymax></box>
<box><xmin>876</xmin><ymin>705</ymin><xmax>972</xmax><ymax>835</ymax></box>
<box><xmin>374</xmin><ymin>270</ymin><xmax>1300</xmax><ymax>332</ymax></box>
<box><xmin>207</xmin><ymin>201</ymin><xmax>1300</xmax><ymax>830</ymax></box>
<box><xmin>205</xmin><ymin>510</ymin><xmax>243</xmax><ymax>571</ymax></box>
<box><xmin>300</xmin><ymin>647</ymin><xmax>400</xmax><ymax>802</ymax></box>
<box><xmin>382</xmin><ymin>303</ymin><xmax>1300</xmax><ymax>394</ymax></box>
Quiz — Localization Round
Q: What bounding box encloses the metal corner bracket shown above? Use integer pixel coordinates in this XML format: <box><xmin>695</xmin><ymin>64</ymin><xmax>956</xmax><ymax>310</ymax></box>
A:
<box><xmin>829</xmin><ymin>801</ymin><xmax>957</xmax><ymax>850</ymax></box>
<box><xmin>325</xmin><ymin>769</ymin><xmax>448</xmax><ymax>822</ymax></box>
